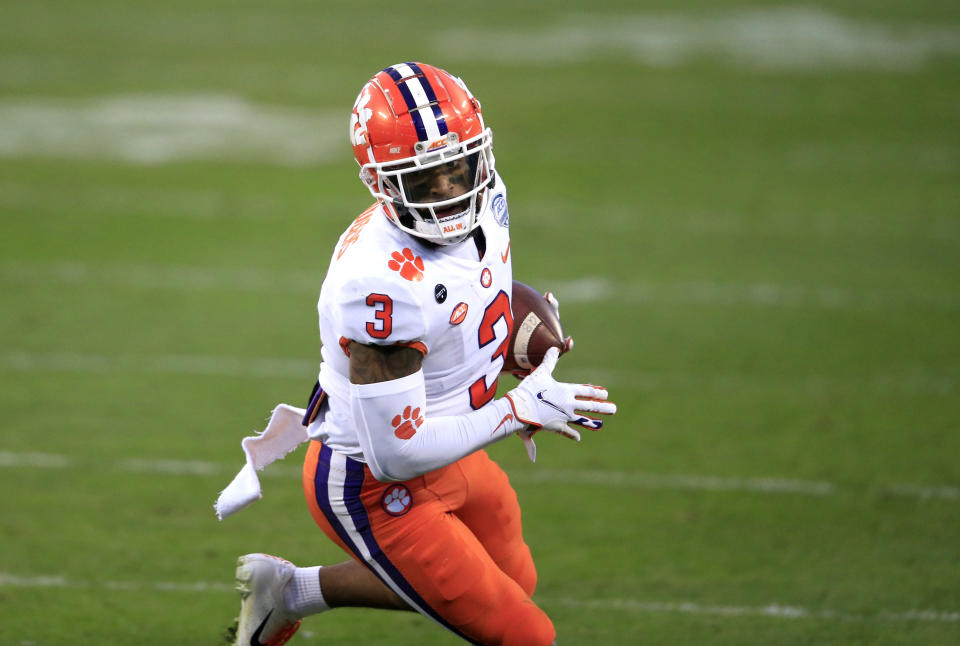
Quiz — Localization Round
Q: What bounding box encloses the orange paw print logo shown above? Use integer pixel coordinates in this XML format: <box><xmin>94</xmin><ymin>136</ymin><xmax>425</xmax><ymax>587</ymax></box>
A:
<box><xmin>388</xmin><ymin>248</ymin><xmax>425</xmax><ymax>282</ymax></box>
<box><xmin>392</xmin><ymin>405</ymin><xmax>424</xmax><ymax>440</ymax></box>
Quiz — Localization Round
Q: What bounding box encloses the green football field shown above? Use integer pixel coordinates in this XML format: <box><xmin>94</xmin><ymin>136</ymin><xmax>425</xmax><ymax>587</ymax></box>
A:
<box><xmin>2</xmin><ymin>1</ymin><xmax>958</xmax><ymax>644</ymax></box>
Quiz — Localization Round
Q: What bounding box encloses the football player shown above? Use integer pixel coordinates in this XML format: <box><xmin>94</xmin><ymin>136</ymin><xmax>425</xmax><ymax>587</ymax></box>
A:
<box><xmin>230</xmin><ymin>62</ymin><xmax>616</xmax><ymax>646</ymax></box>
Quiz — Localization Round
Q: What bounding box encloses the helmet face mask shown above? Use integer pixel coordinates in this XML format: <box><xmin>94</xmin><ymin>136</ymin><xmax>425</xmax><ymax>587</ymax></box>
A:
<box><xmin>366</xmin><ymin>129</ymin><xmax>494</xmax><ymax>245</ymax></box>
<box><xmin>350</xmin><ymin>63</ymin><xmax>496</xmax><ymax>245</ymax></box>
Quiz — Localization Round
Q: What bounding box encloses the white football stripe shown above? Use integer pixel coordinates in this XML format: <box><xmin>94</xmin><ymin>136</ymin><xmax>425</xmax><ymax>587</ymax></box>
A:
<box><xmin>512</xmin><ymin>311</ymin><xmax>541</xmax><ymax>371</ymax></box>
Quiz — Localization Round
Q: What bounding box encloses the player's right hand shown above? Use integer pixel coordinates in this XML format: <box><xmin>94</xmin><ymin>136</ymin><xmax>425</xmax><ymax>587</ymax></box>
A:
<box><xmin>505</xmin><ymin>347</ymin><xmax>617</xmax><ymax>440</ymax></box>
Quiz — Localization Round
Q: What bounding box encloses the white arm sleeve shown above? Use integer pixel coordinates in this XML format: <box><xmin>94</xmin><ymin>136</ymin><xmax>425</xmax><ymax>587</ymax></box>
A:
<box><xmin>350</xmin><ymin>370</ymin><xmax>526</xmax><ymax>482</ymax></box>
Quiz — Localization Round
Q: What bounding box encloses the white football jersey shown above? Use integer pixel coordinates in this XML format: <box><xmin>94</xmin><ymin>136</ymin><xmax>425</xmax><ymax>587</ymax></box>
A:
<box><xmin>308</xmin><ymin>173</ymin><xmax>514</xmax><ymax>461</ymax></box>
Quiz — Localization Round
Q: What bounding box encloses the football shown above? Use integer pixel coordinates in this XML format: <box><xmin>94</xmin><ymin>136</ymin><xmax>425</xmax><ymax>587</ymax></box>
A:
<box><xmin>502</xmin><ymin>281</ymin><xmax>568</xmax><ymax>373</ymax></box>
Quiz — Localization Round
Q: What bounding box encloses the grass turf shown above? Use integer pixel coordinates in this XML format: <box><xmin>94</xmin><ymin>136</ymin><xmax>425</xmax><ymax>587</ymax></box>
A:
<box><xmin>1</xmin><ymin>1</ymin><xmax>958</xmax><ymax>644</ymax></box>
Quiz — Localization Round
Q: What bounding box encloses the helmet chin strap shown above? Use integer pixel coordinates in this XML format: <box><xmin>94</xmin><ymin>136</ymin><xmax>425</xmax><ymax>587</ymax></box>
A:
<box><xmin>411</xmin><ymin>207</ymin><xmax>474</xmax><ymax>245</ymax></box>
<box><xmin>424</xmin><ymin>184</ymin><xmax>491</xmax><ymax>245</ymax></box>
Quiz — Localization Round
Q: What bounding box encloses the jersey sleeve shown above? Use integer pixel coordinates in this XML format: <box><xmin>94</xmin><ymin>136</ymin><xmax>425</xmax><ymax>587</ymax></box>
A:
<box><xmin>351</xmin><ymin>370</ymin><xmax>524</xmax><ymax>482</ymax></box>
<box><xmin>334</xmin><ymin>274</ymin><xmax>429</xmax><ymax>350</ymax></box>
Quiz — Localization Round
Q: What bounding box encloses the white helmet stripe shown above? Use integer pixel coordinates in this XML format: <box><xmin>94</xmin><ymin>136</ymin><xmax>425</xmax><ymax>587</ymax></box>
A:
<box><xmin>388</xmin><ymin>63</ymin><xmax>442</xmax><ymax>142</ymax></box>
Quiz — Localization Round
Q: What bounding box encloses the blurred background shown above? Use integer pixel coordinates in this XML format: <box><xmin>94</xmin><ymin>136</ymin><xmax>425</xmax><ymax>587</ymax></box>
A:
<box><xmin>1</xmin><ymin>1</ymin><xmax>958</xmax><ymax>644</ymax></box>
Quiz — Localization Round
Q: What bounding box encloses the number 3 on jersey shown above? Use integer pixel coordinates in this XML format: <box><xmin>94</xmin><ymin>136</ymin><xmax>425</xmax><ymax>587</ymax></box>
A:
<box><xmin>469</xmin><ymin>290</ymin><xmax>513</xmax><ymax>409</ymax></box>
<box><xmin>365</xmin><ymin>293</ymin><xmax>392</xmax><ymax>339</ymax></box>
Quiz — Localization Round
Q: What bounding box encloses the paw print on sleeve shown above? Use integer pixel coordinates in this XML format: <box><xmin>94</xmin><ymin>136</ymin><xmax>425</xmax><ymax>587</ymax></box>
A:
<box><xmin>392</xmin><ymin>405</ymin><xmax>424</xmax><ymax>439</ymax></box>
<box><xmin>388</xmin><ymin>248</ymin><xmax>425</xmax><ymax>282</ymax></box>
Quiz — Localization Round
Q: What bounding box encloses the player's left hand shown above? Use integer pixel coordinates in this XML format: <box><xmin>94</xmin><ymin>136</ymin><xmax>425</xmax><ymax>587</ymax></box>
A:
<box><xmin>506</xmin><ymin>347</ymin><xmax>616</xmax><ymax>438</ymax></box>
<box><xmin>507</xmin><ymin>346</ymin><xmax>615</xmax><ymax>462</ymax></box>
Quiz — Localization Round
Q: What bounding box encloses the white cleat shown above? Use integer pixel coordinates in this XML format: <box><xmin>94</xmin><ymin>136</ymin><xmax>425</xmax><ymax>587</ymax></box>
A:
<box><xmin>233</xmin><ymin>553</ymin><xmax>302</xmax><ymax>646</ymax></box>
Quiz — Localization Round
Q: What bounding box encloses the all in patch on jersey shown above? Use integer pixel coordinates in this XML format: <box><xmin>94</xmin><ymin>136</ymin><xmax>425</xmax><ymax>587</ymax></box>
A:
<box><xmin>434</xmin><ymin>284</ymin><xmax>447</xmax><ymax>303</ymax></box>
<box><xmin>449</xmin><ymin>302</ymin><xmax>468</xmax><ymax>326</ymax></box>
<box><xmin>381</xmin><ymin>484</ymin><xmax>413</xmax><ymax>516</ymax></box>
<box><xmin>480</xmin><ymin>268</ymin><xmax>492</xmax><ymax>288</ymax></box>
<box><xmin>492</xmin><ymin>193</ymin><xmax>509</xmax><ymax>227</ymax></box>
<box><xmin>388</xmin><ymin>248</ymin><xmax>425</xmax><ymax>282</ymax></box>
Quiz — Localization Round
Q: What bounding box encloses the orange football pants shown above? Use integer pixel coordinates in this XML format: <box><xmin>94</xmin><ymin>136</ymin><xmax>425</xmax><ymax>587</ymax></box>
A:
<box><xmin>302</xmin><ymin>441</ymin><xmax>556</xmax><ymax>646</ymax></box>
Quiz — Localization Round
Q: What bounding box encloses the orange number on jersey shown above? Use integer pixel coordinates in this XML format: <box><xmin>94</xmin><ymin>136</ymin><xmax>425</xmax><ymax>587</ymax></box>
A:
<box><xmin>337</xmin><ymin>206</ymin><xmax>376</xmax><ymax>260</ymax></box>
<box><xmin>365</xmin><ymin>293</ymin><xmax>393</xmax><ymax>339</ymax></box>
<box><xmin>469</xmin><ymin>290</ymin><xmax>513</xmax><ymax>410</ymax></box>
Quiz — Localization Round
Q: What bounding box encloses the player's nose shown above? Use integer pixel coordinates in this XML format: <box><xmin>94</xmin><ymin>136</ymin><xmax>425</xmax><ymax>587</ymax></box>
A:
<box><xmin>428</xmin><ymin>174</ymin><xmax>455</xmax><ymax>199</ymax></box>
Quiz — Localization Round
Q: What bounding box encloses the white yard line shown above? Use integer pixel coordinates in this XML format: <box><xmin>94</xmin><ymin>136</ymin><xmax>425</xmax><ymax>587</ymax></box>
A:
<box><xmin>0</xmin><ymin>451</ymin><xmax>956</xmax><ymax>502</ymax></box>
<box><xmin>0</xmin><ymin>573</ymin><xmax>233</xmax><ymax>593</ymax></box>
<box><xmin>3</xmin><ymin>349</ymin><xmax>954</xmax><ymax>395</ymax></box>
<box><xmin>545</xmin><ymin>597</ymin><xmax>960</xmax><ymax>623</ymax></box>
<box><xmin>436</xmin><ymin>8</ymin><xmax>960</xmax><ymax>71</ymax></box>
<box><xmin>885</xmin><ymin>483</ymin><xmax>960</xmax><ymax>502</ymax></box>
<box><xmin>515</xmin><ymin>468</ymin><xmax>836</xmax><ymax>496</ymax></box>
<box><xmin>0</xmin><ymin>94</ymin><xmax>345</xmax><ymax>165</ymax></box>
<box><xmin>4</xmin><ymin>261</ymin><xmax>959</xmax><ymax>312</ymax></box>
<box><xmin>0</xmin><ymin>451</ymin><xmax>70</xmax><ymax>468</ymax></box>
<box><xmin>0</xmin><ymin>180</ymin><xmax>288</xmax><ymax>221</ymax></box>
<box><xmin>1</xmin><ymin>261</ymin><xmax>320</xmax><ymax>294</ymax></box>
<box><xmin>550</xmin><ymin>277</ymin><xmax>960</xmax><ymax>312</ymax></box>
<box><xmin>1</xmin><ymin>350</ymin><xmax>317</xmax><ymax>379</ymax></box>
<box><xmin>0</xmin><ymin>572</ymin><xmax>955</xmax><ymax>623</ymax></box>
<box><xmin>574</xmin><ymin>367</ymin><xmax>957</xmax><ymax>396</ymax></box>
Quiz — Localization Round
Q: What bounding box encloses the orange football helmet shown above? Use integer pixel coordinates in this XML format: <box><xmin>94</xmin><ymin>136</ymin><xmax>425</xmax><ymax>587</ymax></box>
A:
<box><xmin>349</xmin><ymin>62</ymin><xmax>495</xmax><ymax>245</ymax></box>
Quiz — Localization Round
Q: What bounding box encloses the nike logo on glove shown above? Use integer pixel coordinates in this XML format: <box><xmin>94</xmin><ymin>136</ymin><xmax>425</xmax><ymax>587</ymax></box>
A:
<box><xmin>493</xmin><ymin>413</ymin><xmax>515</xmax><ymax>435</ymax></box>
<box><xmin>250</xmin><ymin>609</ymin><xmax>272</xmax><ymax>646</ymax></box>
<box><xmin>536</xmin><ymin>390</ymin><xmax>566</xmax><ymax>415</ymax></box>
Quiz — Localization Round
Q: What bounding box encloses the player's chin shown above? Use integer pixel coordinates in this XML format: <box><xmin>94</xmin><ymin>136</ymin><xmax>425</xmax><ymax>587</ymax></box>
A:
<box><xmin>435</xmin><ymin>198</ymin><xmax>471</xmax><ymax>220</ymax></box>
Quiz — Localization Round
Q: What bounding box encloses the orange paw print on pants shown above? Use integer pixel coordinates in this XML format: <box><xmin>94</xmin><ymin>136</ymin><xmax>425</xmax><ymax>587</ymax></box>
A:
<box><xmin>388</xmin><ymin>248</ymin><xmax>425</xmax><ymax>282</ymax></box>
<box><xmin>392</xmin><ymin>405</ymin><xmax>424</xmax><ymax>439</ymax></box>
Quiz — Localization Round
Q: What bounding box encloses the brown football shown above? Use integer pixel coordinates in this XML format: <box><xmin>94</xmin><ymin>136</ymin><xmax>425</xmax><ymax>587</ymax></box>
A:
<box><xmin>502</xmin><ymin>281</ymin><xmax>567</xmax><ymax>373</ymax></box>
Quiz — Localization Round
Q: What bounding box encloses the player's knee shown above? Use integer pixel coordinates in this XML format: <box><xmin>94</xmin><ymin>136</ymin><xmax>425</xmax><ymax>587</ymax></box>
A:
<box><xmin>497</xmin><ymin>599</ymin><xmax>555</xmax><ymax>646</ymax></box>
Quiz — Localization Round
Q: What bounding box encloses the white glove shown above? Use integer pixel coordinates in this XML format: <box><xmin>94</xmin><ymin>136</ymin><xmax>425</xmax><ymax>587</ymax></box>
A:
<box><xmin>505</xmin><ymin>347</ymin><xmax>616</xmax><ymax>443</ymax></box>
